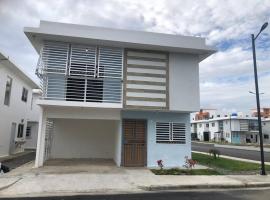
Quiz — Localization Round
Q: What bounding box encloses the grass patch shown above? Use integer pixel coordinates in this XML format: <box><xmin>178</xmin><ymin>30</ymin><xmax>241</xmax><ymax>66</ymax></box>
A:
<box><xmin>192</xmin><ymin>152</ymin><xmax>270</xmax><ymax>172</ymax></box>
<box><xmin>151</xmin><ymin>168</ymin><xmax>220</xmax><ymax>175</ymax></box>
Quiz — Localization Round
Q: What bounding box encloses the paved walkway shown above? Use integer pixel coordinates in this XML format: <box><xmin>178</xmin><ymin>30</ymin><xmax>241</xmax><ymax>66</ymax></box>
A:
<box><xmin>1</xmin><ymin>161</ymin><xmax>270</xmax><ymax>198</ymax></box>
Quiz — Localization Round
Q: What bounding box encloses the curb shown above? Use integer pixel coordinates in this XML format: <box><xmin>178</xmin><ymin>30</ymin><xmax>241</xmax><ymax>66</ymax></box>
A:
<box><xmin>139</xmin><ymin>182</ymin><xmax>270</xmax><ymax>191</ymax></box>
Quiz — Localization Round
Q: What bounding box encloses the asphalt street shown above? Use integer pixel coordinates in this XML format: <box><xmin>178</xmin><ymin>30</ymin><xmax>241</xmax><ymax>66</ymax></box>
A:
<box><xmin>1</xmin><ymin>151</ymin><xmax>36</xmax><ymax>170</ymax></box>
<box><xmin>192</xmin><ymin>142</ymin><xmax>270</xmax><ymax>162</ymax></box>
<box><xmin>0</xmin><ymin>188</ymin><xmax>270</xmax><ymax>200</ymax></box>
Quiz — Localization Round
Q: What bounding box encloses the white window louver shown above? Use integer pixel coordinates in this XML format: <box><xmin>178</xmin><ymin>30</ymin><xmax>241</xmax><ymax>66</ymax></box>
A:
<box><xmin>98</xmin><ymin>47</ymin><xmax>123</xmax><ymax>79</ymax></box>
<box><xmin>37</xmin><ymin>41</ymin><xmax>123</xmax><ymax>104</ymax></box>
<box><xmin>156</xmin><ymin>122</ymin><xmax>186</xmax><ymax>144</ymax></box>
<box><xmin>39</xmin><ymin>41</ymin><xmax>69</xmax><ymax>75</ymax></box>
<box><xmin>69</xmin><ymin>45</ymin><xmax>97</xmax><ymax>77</ymax></box>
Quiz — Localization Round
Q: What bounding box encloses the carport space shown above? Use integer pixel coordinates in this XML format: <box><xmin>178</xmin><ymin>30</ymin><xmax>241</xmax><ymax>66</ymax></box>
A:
<box><xmin>44</xmin><ymin>118</ymin><xmax>122</xmax><ymax>167</ymax></box>
<box><xmin>41</xmin><ymin>158</ymin><xmax>124</xmax><ymax>174</ymax></box>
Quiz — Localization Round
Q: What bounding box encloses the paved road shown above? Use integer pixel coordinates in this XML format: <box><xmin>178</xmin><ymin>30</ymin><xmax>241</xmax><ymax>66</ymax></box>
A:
<box><xmin>0</xmin><ymin>188</ymin><xmax>270</xmax><ymax>200</ymax></box>
<box><xmin>192</xmin><ymin>142</ymin><xmax>270</xmax><ymax>162</ymax></box>
<box><xmin>1</xmin><ymin>151</ymin><xmax>36</xmax><ymax>170</ymax></box>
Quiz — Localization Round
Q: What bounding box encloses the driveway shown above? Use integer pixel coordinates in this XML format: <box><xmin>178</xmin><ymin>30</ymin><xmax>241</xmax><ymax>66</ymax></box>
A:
<box><xmin>192</xmin><ymin>142</ymin><xmax>270</xmax><ymax>162</ymax></box>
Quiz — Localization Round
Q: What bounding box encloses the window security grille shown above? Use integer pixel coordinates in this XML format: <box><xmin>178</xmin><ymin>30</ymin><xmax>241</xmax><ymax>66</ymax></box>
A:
<box><xmin>156</xmin><ymin>122</ymin><xmax>186</xmax><ymax>144</ymax></box>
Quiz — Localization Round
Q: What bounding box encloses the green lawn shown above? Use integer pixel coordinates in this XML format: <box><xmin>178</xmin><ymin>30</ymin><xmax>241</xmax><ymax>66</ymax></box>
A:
<box><xmin>151</xmin><ymin>168</ymin><xmax>220</xmax><ymax>175</ymax></box>
<box><xmin>192</xmin><ymin>152</ymin><xmax>270</xmax><ymax>172</ymax></box>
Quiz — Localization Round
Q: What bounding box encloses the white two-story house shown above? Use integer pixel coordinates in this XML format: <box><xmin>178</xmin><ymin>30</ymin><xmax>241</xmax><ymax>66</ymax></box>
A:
<box><xmin>191</xmin><ymin>114</ymin><xmax>261</xmax><ymax>144</ymax></box>
<box><xmin>24</xmin><ymin>21</ymin><xmax>216</xmax><ymax>168</ymax></box>
<box><xmin>0</xmin><ymin>52</ymin><xmax>40</xmax><ymax>157</ymax></box>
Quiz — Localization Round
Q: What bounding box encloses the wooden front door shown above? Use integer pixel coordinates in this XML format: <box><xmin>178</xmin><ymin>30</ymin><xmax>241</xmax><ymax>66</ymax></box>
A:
<box><xmin>123</xmin><ymin>119</ymin><xmax>146</xmax><ymax>167</ymax></box>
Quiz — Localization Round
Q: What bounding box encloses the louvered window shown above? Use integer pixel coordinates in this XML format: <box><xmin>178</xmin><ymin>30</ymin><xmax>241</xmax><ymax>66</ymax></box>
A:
<box><xmin>69</xmin><ymin>45</ymin><xmax>96</xmax><ymax>77</ymax></box>
<box><xmin>39</xmin><ymin>41</ymin><xmax>69</xmax><ymax>75</ymax></box>
<box><xmin>37</xmin><ymin>41</ymin><xmax>123</xmax><ymax>104</ymax></box>
<box><xmin>98</xmin><ymin>47</ymin><xmax>123</xmax><ymax>79</ymax></box>
<box><xmin>156</xmin><ymin>122</ymin><xmax>186</xmax><ymax>144</ymax></box>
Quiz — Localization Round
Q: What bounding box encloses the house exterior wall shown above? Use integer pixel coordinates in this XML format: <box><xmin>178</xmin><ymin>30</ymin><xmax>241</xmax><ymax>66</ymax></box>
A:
<box><xmin>209</xmin><ymin>121</ymin><xmax>219</xmax><ymax>140</ymax></box>
<box><xmin>25</xmin><ymin>21</ymin><xmax>216</xmax><ymax>168</ymax></box>
<box><xmin>122</xmin><ymin>111</ymin><xmax>190</xmax><ymax>168</ymax></box>
<box><xmin>0</xmin><ymin>64</ymin><xmax>38</xmax><ymax>157</ymax></box>
<box><xmin>50</xmin><ymin>119</ymin><xmax>119</xmax><ymax>160</ymax></box>
<box><xmin>24</xmin><ymin>122</ymin><xmax>39</xmax><ymax>149</ymax></box>
<box><xmin>169</xmin><ymin>53</ymin><xmax>200</xmax><ymax>112</ymax></box>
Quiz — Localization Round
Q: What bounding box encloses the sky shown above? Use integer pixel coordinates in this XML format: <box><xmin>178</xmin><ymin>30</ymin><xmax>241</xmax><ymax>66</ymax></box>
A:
<box><xmin>0</xmin><ymin>0</ymin><xmax>270</xmax><ymax>113</ymax></box>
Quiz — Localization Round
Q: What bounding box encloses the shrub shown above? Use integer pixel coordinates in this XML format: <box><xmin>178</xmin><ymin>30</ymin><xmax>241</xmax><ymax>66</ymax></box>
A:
<box><xmin>183</xmin><ymin>156</ymin><xmax>197</xmax><ymax>169</ymax></box>
<box><xmin>157</xmin><ymin>160</ymin><xmax>164</xmax><ymax>170</ymax></box>
<box><xmin>208</xmin><ymin>148</ymin><xmax>220</xmax><ymax>159</ymax></box>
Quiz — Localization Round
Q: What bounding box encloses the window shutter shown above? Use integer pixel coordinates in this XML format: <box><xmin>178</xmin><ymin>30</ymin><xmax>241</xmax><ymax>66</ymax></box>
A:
<box><xmin>40</xmin><ymin>41</ymin><xmax>69</xmax><ymax>75</ymax></box>
<box><xmin>156</xmin><ymin>122</ymin><xmax>186</xmax><ymax>144</ymax></box>
<box><xmin>69</xmin><ymin>45</ymin><xmax>97</xmax><ymax>77</ymax></box>
<box><xmin>172</xmin><ymin>123</ymin><xmax>186</xmax><ymax>144</ymax></box>
<box><xmin>98</xmin><ymin>47</ymin><xmax>123</xmax><ymax>79</ymax></box>
<box><xmin>156</xmin><ymin>122</ymin><xmax>170</xmax><ymax>142</ymax></box>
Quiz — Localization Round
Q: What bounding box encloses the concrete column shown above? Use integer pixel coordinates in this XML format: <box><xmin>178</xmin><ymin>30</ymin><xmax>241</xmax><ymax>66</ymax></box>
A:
<box><xmin>34</xmin><ymin>107</ymin><xmax>47</xmax><ymax>168</ymax></box>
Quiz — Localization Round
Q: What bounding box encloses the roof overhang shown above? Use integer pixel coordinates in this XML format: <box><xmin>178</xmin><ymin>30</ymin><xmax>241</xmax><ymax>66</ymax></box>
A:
<box><xmin>24</xmin><ymin>21</ymin><xmax>217</xmax><ymax>62</ymax></box>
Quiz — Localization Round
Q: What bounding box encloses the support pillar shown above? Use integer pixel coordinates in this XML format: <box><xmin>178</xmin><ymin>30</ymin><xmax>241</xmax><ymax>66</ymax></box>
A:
<box><xmin>34</xmin><ymin>107</ymin><xmax>47</xmax><ymax>168</ymax></box>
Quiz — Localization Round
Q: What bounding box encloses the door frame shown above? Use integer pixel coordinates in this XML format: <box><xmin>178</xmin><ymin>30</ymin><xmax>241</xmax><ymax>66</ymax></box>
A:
<box><xmin>9</xmin><ymin>122</ymin><xmax>17</xmax><ymax>154</ymax></box>
<box><xmin>121</xmin><ymin>119</ymin><xmax>147</xmax><ymax>167</ymax></box>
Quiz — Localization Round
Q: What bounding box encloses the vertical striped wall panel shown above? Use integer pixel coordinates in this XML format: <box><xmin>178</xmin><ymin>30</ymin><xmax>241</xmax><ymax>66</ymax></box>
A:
<box><xmin>124</xmin><ymin>50</ymin><xmax>169</xmax><ymax>109</ymax></box>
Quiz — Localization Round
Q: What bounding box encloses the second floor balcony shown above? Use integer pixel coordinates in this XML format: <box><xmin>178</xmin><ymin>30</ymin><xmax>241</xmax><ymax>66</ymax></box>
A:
<box><xmin>37</xmin><ymin>41</ymin><xmax>123</xmax><ymax>106</ymax></box>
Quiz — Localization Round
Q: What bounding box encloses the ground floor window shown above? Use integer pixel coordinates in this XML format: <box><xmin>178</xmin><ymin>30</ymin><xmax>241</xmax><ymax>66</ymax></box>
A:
<box><xmin>26</xmin><ymin>126</ymin><xmax>31</xmax><ymax>138</ymax></box>
<box><xmin>264</xmin><ymin>134</ymin><xmax>269</xmax><ymax>139</ymax></box>
<box><xmin>17</xmin><ymin>124</ymin><xmax>24</xmax><ymax>138</ymax></box>
<box><xmin>156</xmin><ymin>122</ymin><xmax>186</xmax><ymax>144</ymax></box>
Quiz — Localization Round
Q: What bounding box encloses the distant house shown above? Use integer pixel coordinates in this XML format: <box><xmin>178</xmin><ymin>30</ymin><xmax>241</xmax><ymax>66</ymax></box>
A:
<box><xmin>0</xmin><ymin>52</ymin><xmax>40</xmax><ymax>157</ymax></box>
<box><xmin>24</xmin><ymin>21</ymin><xmax>216</xmax><ymax>168</ymax></box>
<box><xmin>191</xmin><ymin>112</ymin><xmax>269</xmax><ymax>144</ymax></box>
<box><xmin>262</xmin><ymin>119</ymin><xmax>270</xmax><ymax>144</ymax></box>
<box><xmin>251</xmin><ymin>108</ymin><xmax>270</xmax><ymax>118</ymax></box>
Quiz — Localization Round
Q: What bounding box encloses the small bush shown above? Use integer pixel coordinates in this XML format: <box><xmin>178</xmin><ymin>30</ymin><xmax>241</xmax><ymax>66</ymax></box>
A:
<box><xmin>157</xmin><ymin>160</ymin><xmax>164</xmax><ymax>170</ymax></box>
<box><xmin>183</xmin><ymin>156</ymin><xmax>197</xmax><ymax>169</ymax></box>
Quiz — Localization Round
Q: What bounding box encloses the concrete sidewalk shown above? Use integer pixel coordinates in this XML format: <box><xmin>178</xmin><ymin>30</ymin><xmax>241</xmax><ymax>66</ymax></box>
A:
<box><xmin>1</xmin><ymin>162</ymin><xmax>270</xmax><ymax>198</ymax></box>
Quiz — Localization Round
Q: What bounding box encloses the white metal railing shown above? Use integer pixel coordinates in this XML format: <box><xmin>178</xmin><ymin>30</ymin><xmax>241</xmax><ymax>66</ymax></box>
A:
<box><xmin>37</xmin><ymin>41</ymin><xmax>123</xmax><ymax>104</ymax></box>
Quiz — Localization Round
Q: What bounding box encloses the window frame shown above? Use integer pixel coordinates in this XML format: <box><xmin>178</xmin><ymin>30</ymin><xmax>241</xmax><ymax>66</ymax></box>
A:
<box><xmin>21</xmin><ymin>87</ymin><xmax>28</xmax><ymax>102</ymax></box>
<box><xmin>17</xmin><ymin>123</ymin><xmax>24</xmax><ymax>138</ymax></box>
<box><xmin>26</xmin><ymin>126</ymin><xmax>31</xmax><ymax>138</ymax></box>
<box><xmin>156</xmin><ymin>122</ymin><xmax>186</xmax><ymax>144</ymax></box>
<box><xmin>4</xmin><ymin>76</ymin><xmax>12</xmax><ymax>106</ymax></box>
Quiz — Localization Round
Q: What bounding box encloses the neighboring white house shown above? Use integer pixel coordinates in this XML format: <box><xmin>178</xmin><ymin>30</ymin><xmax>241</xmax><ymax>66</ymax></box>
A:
<box><xmin>24</xmin><ymin>20</ymin><xmax>216</xmax><ymax>168</ymax></box>
<box><xmin>191</xmin><ymin>114</ymin><xmax>262</xmax><ymax>144</ymax></box>
<box><xmin>0</xmin><ymin>52</ymin><xmax>40</xmax><ymax>157</ymax></box>
<box><xmin>262</xmin><ymin>119</ymin><xmax>270</xmax><ymax>144</ymax></box>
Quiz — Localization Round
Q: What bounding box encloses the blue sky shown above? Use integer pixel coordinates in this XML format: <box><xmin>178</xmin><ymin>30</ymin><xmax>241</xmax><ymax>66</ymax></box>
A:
<box><xmin>0</xmin><ymin>0</ymin><xmax>270</xmax><ymax>112</ymax></box>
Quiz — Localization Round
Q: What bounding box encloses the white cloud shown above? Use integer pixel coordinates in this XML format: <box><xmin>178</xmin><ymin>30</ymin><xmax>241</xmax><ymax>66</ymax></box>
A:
<box><xmin>0</xmin><ymin>0</ymin><xmax>269</xmax><ymax>111</ymax></box>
